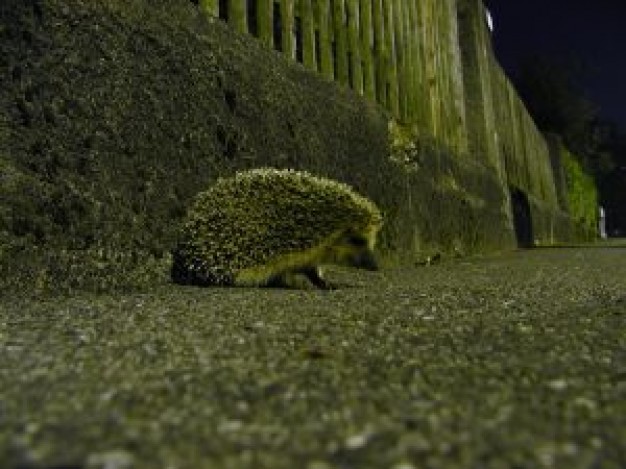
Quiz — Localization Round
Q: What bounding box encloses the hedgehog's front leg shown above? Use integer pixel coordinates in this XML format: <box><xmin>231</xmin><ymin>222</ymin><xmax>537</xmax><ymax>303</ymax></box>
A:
<box><xmin>301</xmin><ymin>266</ymin><xmax>336</xmax><ymax>290</ymax></box>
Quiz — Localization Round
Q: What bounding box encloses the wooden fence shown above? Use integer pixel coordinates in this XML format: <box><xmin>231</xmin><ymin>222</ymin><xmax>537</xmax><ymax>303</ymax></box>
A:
<box><xmin>198</xmin><ymin>0</ymin><xmax>468</xmax><ymax>153</ymax></box>
<box><xmin>200</xmin><ymin>0</ymin><xmax>564</xmax><ymax>214</ymax></box>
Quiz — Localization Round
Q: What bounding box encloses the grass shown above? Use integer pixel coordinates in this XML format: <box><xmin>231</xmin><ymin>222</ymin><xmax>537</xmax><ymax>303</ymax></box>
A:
<box><xmin>1</xmin><ymin>243</ymin><xmax>625</xmax><ymax>469</ymax></box>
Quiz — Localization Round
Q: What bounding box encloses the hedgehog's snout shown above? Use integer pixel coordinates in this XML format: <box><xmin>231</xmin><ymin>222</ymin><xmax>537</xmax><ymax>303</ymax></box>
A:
<box><xmin>338</xmin><ymin>232</ymin><xmax>380</xmax><ymax>271</ymax></box>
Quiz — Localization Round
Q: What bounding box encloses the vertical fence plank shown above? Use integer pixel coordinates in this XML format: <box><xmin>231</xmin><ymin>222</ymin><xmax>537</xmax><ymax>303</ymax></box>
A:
<box><xmin>301</xmin><ymin>0</ymin><xmax>317</xmax><ymax>70</ymax></box>
<box><xmin>384</xmin><ymin>0</ymin><xmax>399</xmax><ymax>116</ymax></box>
<box><xmin>503</xmin><ymin>83</ymin><xmax>527</xmax><ymax>184</ymax></box>
<box><xmin>436</xmin><ymin>3</ymin><xmax>446</xmax><ymax>141</ymax></box>
<box><xmin>416</xmin><ymin>0</ymin><xmax>431</xmax><ymax>130</ymax></box>
<box><xmin>333</xmin><ymin>0</ymin><xmax>349</xmax><ymax>85</ymax></box>
<box><xmin>444</xmin><ymin>0</ymin><xmax>462</xmax><ymax>152</ymax></box>
<box><xmin>394</xmin><ymin>0</ymin><xmax>407</xmax><ymax>120</ymax></box>
<box><xmin>403</xmin><ymin>0</ymin><xmax>415</xmax><ymax>122</ymax></box>
<box><xmin>372</xmin><ymin>0</ymin><xmax>386</xmax><ymax>106</ymax></box>
<box><xmin>256</xmin><ymin>0</ymin><xmax>273</xmax><ymax>48</ymax></box>
<box><xmin>317</xmin><ymin>0</ymin><xmax>334</xmax><ymax>79</ymax></box>
<box><xmin>447</xmin><ymin>0</ymin><xmax>468</xmax><ymax>154</ymax></box>
<box><xmin>403</xmin><ymin>0</ymin><xmax>411</xmax><ymax>121</ymax></box>
<box><xmin>458</xmin><ymin>0</ymin><xmax>500</xmax><ymax>168</ymax></box>
<box><xmin>229</xmin><ymin>0</ymin><xmax>248</xmax><ymax>33</ymax></box>
<box><xmin>438</xmin><ymin>3</ymin><xmax>451</xmax><ymax>147</ymax></box>
<box><xmin>482</xmin><ymin>6</ymin><xmax>501</xmax><ymax>171</ymax></box>
<box><xmin>281</xmin><ymin>0</ymin><xmax>295</xmax><ymax>59</ymax></box>
<box><xmin>407</xmin><ymin>0</ymin><xmax>422</xmax><ymax>125</ymax></box>
<box><xmin>425</xmin><ymin>1</ymin><xmax>439</xmax><ymax>138</ymax></box>
<box><xmin>199</xmin><ymin>0</ymin><xmax>219</xmax><ymax>17</ymax></box>
<box><xmin>360</xmin><ymin>0</ymin><xmax>375</xmax><ymax>100</ymax></box>
<box><xmin>347</xmin><ymin>0</ymin><xmax>363</xmax><ymax>94</ymax></box>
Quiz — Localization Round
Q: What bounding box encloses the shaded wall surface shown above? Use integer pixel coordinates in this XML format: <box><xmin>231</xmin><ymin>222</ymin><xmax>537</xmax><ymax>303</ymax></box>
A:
<box><xmin>203</xmin><ymin>0</ymin><xmax>594</xmax><ymax>246</ymax></box>
<box><xmin>0</xmin><ymin>0</ymin><xmax>590</xmax><ymax>293</ymax></box>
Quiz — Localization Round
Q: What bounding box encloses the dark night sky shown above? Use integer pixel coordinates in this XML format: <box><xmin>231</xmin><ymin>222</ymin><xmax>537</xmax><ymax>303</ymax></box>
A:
<box><xmin>483</xmin><ymin>0</ymin><xmax>626</xmax><ymax>131</ymax></box>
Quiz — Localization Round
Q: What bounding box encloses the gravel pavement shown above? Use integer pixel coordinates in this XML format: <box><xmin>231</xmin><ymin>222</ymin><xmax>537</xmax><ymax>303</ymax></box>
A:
<box><xmin>1</xmin><ymin>242</ymin><xmax>625</xmax><ymax>469</ymax></box>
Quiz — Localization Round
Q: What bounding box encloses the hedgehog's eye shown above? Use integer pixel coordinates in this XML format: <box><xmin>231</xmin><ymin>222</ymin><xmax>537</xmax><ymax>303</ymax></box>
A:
<box><xmin>347</xmin><ymin>236</ymin><xmax>367</xmax><ymax>247</ymax></box>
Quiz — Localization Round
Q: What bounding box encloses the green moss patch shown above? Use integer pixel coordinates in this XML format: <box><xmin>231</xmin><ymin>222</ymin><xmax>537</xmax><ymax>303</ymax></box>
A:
<box><xmin>562</xmin><ymin>149</ymin><xmax>599</xmax><ymax>236</ymax></box>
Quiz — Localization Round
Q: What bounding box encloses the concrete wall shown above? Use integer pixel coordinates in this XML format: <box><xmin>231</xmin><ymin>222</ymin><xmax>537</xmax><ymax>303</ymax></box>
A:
<box><xmin>457</xmin><ymin>0</ymin><xmax>590</xmax><ymax>245</ymax></box>
<box><xmin>0</xmin><ymin>0</ymin><xmax>592</xmax><ymax>293</ymax></box>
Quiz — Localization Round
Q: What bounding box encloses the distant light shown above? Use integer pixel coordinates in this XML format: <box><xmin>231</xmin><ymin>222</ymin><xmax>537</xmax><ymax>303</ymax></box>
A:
<box><xmin>485</xmin><ymin>8</ymin><xmax>494</xmax><ymax>32</ymax></box>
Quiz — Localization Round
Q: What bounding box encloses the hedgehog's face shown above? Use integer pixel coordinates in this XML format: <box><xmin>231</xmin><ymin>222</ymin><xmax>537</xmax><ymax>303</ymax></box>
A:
<box><xmin>324</xmin><ymin>230</ymin><xmax>379</xmax><ymax>271</ymax></box>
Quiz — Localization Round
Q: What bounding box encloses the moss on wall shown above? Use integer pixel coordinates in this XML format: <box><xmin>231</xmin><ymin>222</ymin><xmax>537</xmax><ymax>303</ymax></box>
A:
<box><xmin>537</xmin><ymin>134</ymin><xmax>599</xmax><ymax>242</ymax></box>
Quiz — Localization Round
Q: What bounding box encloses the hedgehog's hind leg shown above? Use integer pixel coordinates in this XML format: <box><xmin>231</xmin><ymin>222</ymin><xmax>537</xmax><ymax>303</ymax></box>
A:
<box><xmin>301</xmin><ymin>266</ymin><xmax>336</xmax><ymax>290</ymax></box>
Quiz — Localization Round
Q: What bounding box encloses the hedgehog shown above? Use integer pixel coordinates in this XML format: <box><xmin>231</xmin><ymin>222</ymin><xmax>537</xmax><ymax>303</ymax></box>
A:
<box><xmin>171</xmin><ymin>168</ymin><xmax>383</xmax><ymax>289</ymax></box>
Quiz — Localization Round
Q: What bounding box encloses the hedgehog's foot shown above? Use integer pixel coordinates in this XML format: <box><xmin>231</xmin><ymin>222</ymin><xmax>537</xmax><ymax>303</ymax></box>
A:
<box><xmin>302</xmin><ymin>266</ymin><xmax>336</xmax><ymax>290</ymax></box>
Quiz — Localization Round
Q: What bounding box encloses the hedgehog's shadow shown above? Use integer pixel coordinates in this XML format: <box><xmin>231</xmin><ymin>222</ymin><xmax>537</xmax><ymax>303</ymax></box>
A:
<box><xmin>171</xmin><ymin>279</ymin><xmax>365</xmax><ymax>291</ymax></box>
<box><xmin>260</xmin><ymin>276</ymin><xmax>362</xmax><ymax>291</ymax></box>
<box><xmin>261</xmin><ymin>266</ymin><xmax>377</xmax><ymax>291</ymax></box>
<box><xmin>171</xmin><ymin>264</ymin><xmax>377</xmax><ymax>290</ymax></box>
<box><xmin>261</xmin><ymin>281</ymin><xmax>362</xmax><ymax>291</ymax></box>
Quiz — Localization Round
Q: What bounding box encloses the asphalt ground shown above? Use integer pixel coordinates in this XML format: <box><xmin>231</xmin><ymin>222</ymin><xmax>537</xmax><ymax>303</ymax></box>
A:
<box><xmin>1</xmin><ymin>242</ymin><xmax>625</xmax><ymax>469</ymax></box>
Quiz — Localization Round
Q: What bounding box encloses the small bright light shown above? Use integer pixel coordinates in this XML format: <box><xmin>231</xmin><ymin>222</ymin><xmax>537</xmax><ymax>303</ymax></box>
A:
<box><xmin>485</xmin><ymin>8</ymin><xmax>494</xmax><ymax>32</ymax></box>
